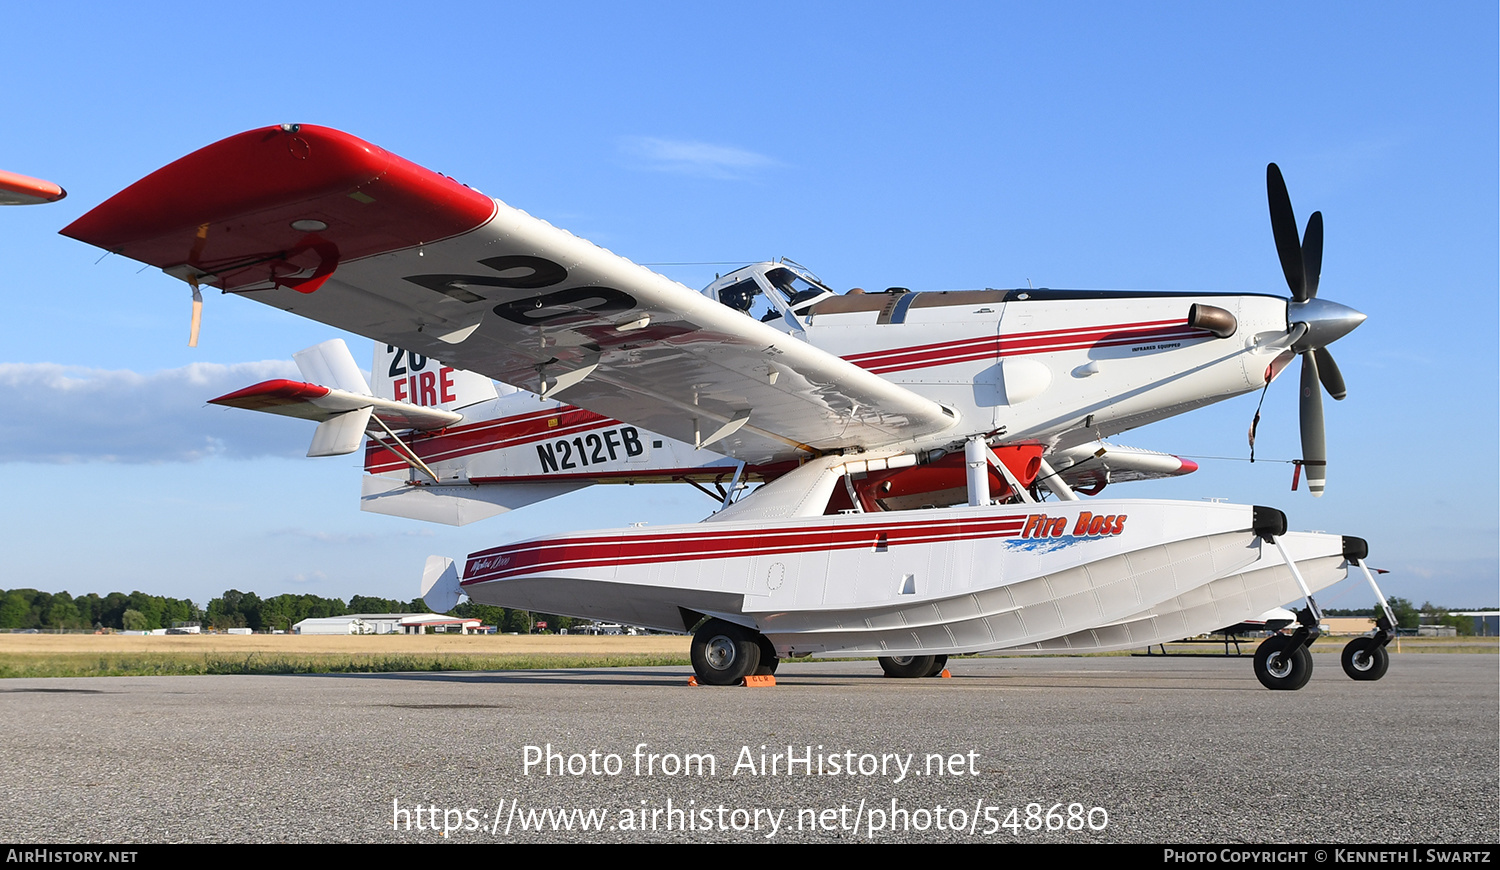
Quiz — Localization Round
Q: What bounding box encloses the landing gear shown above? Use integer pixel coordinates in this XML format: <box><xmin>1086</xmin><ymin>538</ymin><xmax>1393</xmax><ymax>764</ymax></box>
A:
<box><xmin>1341</xmin><ymin>636</ymin><xmax>1389</xmax><ymax>681</ymax></box>
<box><xmin>879</xmin><ymin>655</ymin><xmax>934</xmax><ymax>678</ymax></box>
<box><xmin>1343</xmin><ymin>539</ymin><xmax>1395</xmax><ymax>682</ymax></box>
<box><xmin>879</xmin><ymin>654</ymin><xmax>947</xmax><ymax>678</ymax></box>
<box><xmin>690</xmin><ymin>618</ymin><xmax>762</xmax><ymax>685</ymax></box>
<box><xmin>1253</xmin><ymin>635</ymin><xmax>1313</xmax><ymax>690</ymax></box>
<box><xmin>754</xmin><ymin>634</ymin><xmax>780</xmax><ymax>676</ymax></box>
<box><xmin>1252</xmin><ymin>517</ymin><xmax>1322</xmax><ymax>691</ymax></box>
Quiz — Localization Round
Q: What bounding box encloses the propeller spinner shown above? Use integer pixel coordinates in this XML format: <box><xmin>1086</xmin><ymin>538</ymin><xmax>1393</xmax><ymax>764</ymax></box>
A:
<box><xmin>1266</xmin><ymin>163</ymin><xmax>1366</xmax><ymax>496</ymax></box>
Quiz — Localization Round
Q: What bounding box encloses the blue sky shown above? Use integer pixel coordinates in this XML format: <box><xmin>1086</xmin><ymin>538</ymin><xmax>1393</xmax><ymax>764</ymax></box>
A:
<box><xmin>1</xmin><ymin>2</ymin><xmax>1495</xmax><ymax>609</ymax></box>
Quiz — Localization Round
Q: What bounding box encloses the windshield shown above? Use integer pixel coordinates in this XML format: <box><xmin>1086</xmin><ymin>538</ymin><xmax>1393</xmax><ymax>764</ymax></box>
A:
<box><xmin>765</xmin><ymin>267</ymin><xmax>828</xmax><ymax>312</ymax></box>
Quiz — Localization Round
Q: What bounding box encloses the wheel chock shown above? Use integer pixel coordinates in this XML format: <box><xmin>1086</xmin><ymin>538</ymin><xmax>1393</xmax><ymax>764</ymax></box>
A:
<box><xmin>937</xmin><ymin>669</ymin><xmax>952</xmax><ymax>678</ymax></box>
<box><xmin>686</xmin><ymin>674</ymin><xmax>776</xmax><ymax>687</ymax></box>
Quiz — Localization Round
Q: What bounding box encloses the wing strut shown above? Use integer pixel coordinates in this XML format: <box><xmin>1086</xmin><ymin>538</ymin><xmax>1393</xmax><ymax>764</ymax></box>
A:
<box><xmin>1035</xmin><ymin>457</ymin><xmax>1080</xmax><ymax>501</ymax></box>
<box><xmin>966</xmin><ymin>438</ymin><xmax>1037</xmax><ymax>506</ymax></box>
<box><xmin>369</xmin><ymin>416</ymin><xmax>440</xmax><ymax>482</ymax></box>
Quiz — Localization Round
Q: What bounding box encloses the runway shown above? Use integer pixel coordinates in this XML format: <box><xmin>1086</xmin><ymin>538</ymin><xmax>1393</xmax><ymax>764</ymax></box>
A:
<box><xmin>1</xmin><ymin>653</ymin><xmax>1494</xmax><ymax>843</ymax></box>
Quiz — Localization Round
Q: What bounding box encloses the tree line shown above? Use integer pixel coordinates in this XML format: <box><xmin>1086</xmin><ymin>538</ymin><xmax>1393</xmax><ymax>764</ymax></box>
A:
<box><xmin>1</xmin><ymin>587</ymin><xmax>571</xmax><ymax>634</ymax></box>
<box><xmin>6</xmin><ymin>586</ymin><xmax>1484</xmax><ymax>636</ymax></box>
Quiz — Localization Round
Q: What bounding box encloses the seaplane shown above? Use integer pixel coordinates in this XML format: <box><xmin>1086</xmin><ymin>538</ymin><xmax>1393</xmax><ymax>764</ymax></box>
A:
<box><xmin>61</xmin><ymin>124</ymin><xmax>1399</xmax><ymax>689</ymax></box>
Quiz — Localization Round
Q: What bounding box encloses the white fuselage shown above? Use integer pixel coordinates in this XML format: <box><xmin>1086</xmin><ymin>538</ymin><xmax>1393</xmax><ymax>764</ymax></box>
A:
<box><xmin>362</xmin><ymin>288</ymin><xmax>1290</xmax><ymax>500</ymax></box>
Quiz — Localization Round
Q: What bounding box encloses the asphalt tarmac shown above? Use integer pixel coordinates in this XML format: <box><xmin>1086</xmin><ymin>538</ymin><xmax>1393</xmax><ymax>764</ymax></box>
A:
<box><xmin>1</xmin><ymin>653</ymin><xmax>1494</xmax><ymax>844</ymax></box>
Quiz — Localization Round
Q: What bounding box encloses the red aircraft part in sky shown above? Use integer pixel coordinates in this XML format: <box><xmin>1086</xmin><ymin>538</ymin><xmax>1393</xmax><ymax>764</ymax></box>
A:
<box><xmin>60</xmin><ymin>124</ymin><xmax>494</xmax><ymax>292</ymax></box>
<box><xmin>0</xmin><ymin>169</ymin><xmax>65</xmax><ymax>206</ymax></box>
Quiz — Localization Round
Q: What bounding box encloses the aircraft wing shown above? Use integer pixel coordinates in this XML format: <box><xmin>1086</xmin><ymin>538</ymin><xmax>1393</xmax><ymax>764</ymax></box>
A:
<box><xmin>62</xmin><ymin>124</ymin><xmax>957</xmax><ymax>465</ymax></box>
<box><xmin>0</xmin><ymin>169</ymin><xmax>65</xmax><ymax>205</ymax></box>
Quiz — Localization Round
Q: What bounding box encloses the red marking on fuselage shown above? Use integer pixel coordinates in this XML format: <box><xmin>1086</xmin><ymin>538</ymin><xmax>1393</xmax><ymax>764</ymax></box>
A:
<box><xmin>842</xmin><ymin>319</ymin><xmax>1202</xmax><ymax>375</ymax></box>
<box><xmin>364</xmin><ymin>405</ymin><xmax>613</xmax><ymax>473</ymax></box>
<box><xmin>462</xmin><ymin>513</ymin><xmax>1028</xmax><ymax>585</ymax></box>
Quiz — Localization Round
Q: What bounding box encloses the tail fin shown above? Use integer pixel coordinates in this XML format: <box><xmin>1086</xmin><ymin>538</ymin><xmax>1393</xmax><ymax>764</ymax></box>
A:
<box><xmin>294</xmin><ymin>339</ymin><xmax>371</xmax><ymax>395</ymax></box>
<box><xmin>296</xmin><ymin>339</ymin><xmax>372</xmax><ymax>456</ymax></box>
<box><xmin>209</xmin><ymin>339</ymin><xmax>461</xmax><ymax>457</ymax></box>
<box><xmin>421</xmin><ymin>556</ymin><xmax>463</xmax><ymax>613</ymax></box>
<box><xmin>371</xmin><ymin>343</ymin><xmax>497</xmax><ymax>412</ymax></box>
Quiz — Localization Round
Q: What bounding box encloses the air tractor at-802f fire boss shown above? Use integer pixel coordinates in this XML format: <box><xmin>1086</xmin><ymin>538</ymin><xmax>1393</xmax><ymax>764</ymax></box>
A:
<box><xmin>62</xmin><ymin>125</ymin><xmax>1395</xmax><ymax>689</ymax></box>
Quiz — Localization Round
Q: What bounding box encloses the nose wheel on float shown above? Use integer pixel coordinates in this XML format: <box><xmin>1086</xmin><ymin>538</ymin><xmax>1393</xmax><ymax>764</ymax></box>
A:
<box><xmin>1339</xmin><ymin>550</ymin><xmax>1398</xmax><ymax>681</ymax></box>
<box><xmin>1254</xmin><ymin>619</ymin><xmax>1317</xmax><ymax>690</ymax></box>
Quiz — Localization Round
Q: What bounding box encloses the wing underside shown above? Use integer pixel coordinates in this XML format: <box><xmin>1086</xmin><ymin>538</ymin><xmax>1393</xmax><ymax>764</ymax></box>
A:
<box><xmin>63</xmin><ymin>124</ymin><xmax>957</xmax><ymax>465</ymax></box>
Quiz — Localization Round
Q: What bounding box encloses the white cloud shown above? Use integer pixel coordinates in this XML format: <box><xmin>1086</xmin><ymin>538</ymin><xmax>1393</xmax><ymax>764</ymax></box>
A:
<box><xmin>620</xmin><ymin>136</ymin><xmax>780</xmax><ymax>179</ymax></box>
<box><xmin>0</xmin><ymin>359</ymin><xmax>309</xmax><ymax>463</ymax></box>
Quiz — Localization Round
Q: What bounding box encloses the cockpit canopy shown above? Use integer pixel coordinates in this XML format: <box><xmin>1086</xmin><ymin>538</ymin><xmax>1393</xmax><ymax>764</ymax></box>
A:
<box><xmin>701</xmin><ymin>260</ymin><xmax>837</xmax><ymax>328</ymax></box>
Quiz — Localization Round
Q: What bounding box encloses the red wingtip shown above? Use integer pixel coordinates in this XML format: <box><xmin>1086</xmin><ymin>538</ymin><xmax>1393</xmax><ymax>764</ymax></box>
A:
<box><xmin>61</xmin><ymin>124</ymin><xmax>495</xmax><ymax>290</ymax></box>
<box><xmin>209</xmin><ymin>379</ymin><xmax>331</xmax><ymax>409</ymax></box>
<box><xmin>0</xmin><ymin>168</ymin><xmax>66</xmax><ymax>205</ymax></box>
<box><xmin>1176</xmin><ymin>457</ymin><xmax>1200</xmax><ymax>474</ymax></box>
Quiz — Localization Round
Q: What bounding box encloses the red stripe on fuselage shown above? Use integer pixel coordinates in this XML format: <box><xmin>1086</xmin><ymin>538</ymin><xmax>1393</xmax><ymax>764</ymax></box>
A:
<box><xmin>462</xmin><ymin>514</ymin><xmax>1028</xmax><ymax>585</ymax></box>
<box><xmin>365</xmin><ymin>405</ymin><xmax>615</xmax><ymax>473</ymax></box>
<box><xmin>844</xmin><ymin>318</ymin><xmax>1200</xmax><ymax>374</ymax></box>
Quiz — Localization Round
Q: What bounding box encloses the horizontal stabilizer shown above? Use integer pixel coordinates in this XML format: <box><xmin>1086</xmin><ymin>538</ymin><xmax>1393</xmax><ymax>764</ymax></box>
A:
<box><xmin>211</xmin><ymin>380</ymin><xmax>462</xmax><ymax>431</ymax></box>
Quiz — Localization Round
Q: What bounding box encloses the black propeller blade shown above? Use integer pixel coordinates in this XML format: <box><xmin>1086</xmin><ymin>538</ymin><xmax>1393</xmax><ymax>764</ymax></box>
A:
<box><xmin>1301</xmin><ymin>210</ymin><xmax>1322</xmax><ymax>300</ymax></box>
<box><xmin>1262</xmin><ymin>163</ymin><xmax>1361</xmax><ymax>496</ymax></box>
<box><xmin>1268</xmin><ymin>163</ymin><xmax>1308</xmax><ymax>302</ymax></box>
<box><xmin>1313</xmin><ymin>346</ymin><xmax>1345</xmax><ymax>401</ymax></box>
<box><xmin>1298</xmin><ymin>352</ymin><xmax>1327</xmax><ymax>497</ymax></box>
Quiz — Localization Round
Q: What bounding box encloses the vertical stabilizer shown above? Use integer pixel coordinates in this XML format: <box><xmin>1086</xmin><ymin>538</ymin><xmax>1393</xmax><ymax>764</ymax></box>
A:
<box><xmin>294</xmin><ymin>338</ymin><xmax>371</xmax><ymax>395</ymax></box>
<box><xmin>372</xmin><ymin>343</ymin><xmax>498</xmax><ymax>412</ymax></box>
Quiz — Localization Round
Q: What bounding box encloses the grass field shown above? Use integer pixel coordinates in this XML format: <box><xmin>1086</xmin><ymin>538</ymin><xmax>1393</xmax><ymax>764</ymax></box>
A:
<box><xmin>0</xmin><ymin>633</ymin><xmax>692</xmax><ymax>678</ymax></box>
<box><xmin>0</xmin><ymin>633</ymin><xmax>1491</xmax><ymax>678</ymax></box>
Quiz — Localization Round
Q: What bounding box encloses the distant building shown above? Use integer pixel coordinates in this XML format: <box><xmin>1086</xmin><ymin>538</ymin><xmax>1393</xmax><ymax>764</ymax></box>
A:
<box><xmin>292</xmin><ymin>614</ymin><xmax>481</xmax><ymax>635</ymax></box>
<box><xmin>1450</xmin><ymin>612</ymin><xmax>1499</xmax><ymax>636</ymax></box>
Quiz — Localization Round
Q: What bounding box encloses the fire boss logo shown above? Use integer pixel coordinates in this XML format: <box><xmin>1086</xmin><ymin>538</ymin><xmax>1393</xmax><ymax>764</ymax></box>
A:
<box><xmin>1021</xmin><ymin>511</ymin><xmax>1127</xmax><ymax>539</ymax></box>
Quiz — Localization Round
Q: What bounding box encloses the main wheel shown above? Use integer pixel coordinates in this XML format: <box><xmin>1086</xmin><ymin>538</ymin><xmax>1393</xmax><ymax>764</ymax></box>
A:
<box><xmin>879</xmin><ymin>655</ymin><xmax>937</xmax><ymax>678</ymax></box>
<box><xmin>754</xmin><ymin>634</ymin><xmax>779</xmax><ymax>676</ymax></box>
<box><xmin>925</xmin><ymin>655</ymin><xmax>949</xmax><ymax>677</ymax></box>
<box><xmin>1341</xmin><ymin>636</ymin><xmax>1389</xmax><ymax>681</ymax></box>
<box><xmin>691</xmin><ymin>619</ymin><xmax>762</xmax><ymax>685</ymax></box>
<box><xmin>1253</xmin><ymin>635</ymin><xmax>1313</xmax><ymax>690</ymax></box>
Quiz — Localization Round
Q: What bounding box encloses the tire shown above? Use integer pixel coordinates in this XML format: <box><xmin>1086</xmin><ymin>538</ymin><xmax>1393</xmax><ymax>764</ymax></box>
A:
<box><xmin>1253</xmin><ymin>635</ymin><xmax>1313</xmax><ymax>690</ymax></box>
<box><xmin>754</xmin><ymin>634</ymin><xmax>779</xmax><ymax>676</ymax></box>
<box><xmin>879</xmin><ymin>655</ymin><xmax>937</xmax><ymax>678</ymax></box>
<box><xmin>690</xmin><ymin>619</ymin><xmax>762</xmax><ymax>685</ymax></box>
<box><xmin>1341</xmin><ymin>637</ymin><xmax>1389</xmax><ymax>681</ymax></box>
<box><xmin>925</xmin><ymin>655</ymin><xmax>949</xmax><ymax>677</ymax></box>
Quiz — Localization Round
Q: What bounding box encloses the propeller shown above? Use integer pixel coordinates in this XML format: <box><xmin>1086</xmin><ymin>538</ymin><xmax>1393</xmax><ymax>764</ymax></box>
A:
<box><xmin>1264</xmin><ymin>164</ymin><xmax>1366</xmax><ymax>496</ymax></box>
